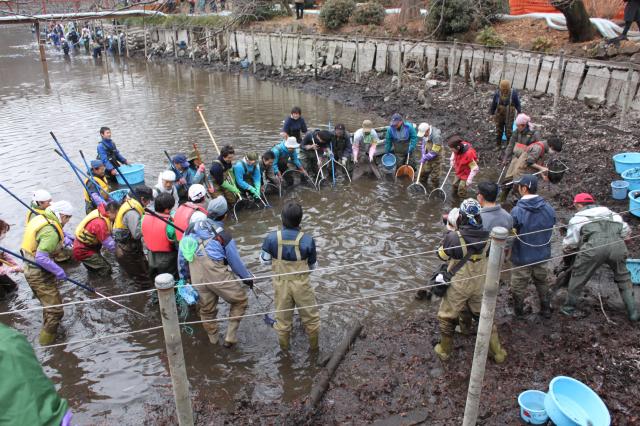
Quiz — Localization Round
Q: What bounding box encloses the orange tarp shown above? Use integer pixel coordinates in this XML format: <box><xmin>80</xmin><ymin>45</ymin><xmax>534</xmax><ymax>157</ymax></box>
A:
<box><xmin>509</xmin><ymin>0</ymin><xmax>624</xmax><ymax>20</ymax></box>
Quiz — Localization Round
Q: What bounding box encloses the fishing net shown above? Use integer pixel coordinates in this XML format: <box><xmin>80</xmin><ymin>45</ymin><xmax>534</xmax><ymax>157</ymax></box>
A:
<box><xmin>547</xmin><ymin>158</ymin><xmax>567</xmax><ymax>184</ymax></box>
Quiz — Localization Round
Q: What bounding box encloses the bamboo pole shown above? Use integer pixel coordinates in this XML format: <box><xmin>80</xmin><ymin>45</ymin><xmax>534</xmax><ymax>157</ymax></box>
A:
<box><xmin>34</xmin><ymin>21</ymin><xmax>51</xmax><ymax>89</ymax></box>
<box><xmin>355</xmin><ymin>37</ymin><xmax>360</xmax><ymax>83</ymax></box>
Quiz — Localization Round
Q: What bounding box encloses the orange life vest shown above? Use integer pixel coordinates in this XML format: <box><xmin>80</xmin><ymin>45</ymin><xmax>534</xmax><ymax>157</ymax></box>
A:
<box><xmin>173</xmin><ymin>202</ymin><xmax>208</xmax><ymax>241</ymax></box>
<box><xmin>141</xmin><ymin>213</ymin><xmax>174</xmax><ymax>252</ymax></box>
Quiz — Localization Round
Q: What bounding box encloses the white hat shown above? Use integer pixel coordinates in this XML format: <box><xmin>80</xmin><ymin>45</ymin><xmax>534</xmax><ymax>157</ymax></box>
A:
<box><xmin>417</xmin><ymin>122</ymin><xmax>431</xmax><ymax>138</ymax></box>
<box><xmin>33</xmin><ymin>189</ymin><xmax>52</xmax><ymax>203</ymax></box>
<box><xmin>188</xmin><ymin>184</ymin><xmax>206</xmax><ymax>202</ymax></box>
<box><xmin>49</xmin><ymin>200</ymin><xmax>74</xmax><ymax>217</ymax></box>
<box><xmin>285</xmin><ymin>137</ymin><xmax>299</xmax><ymax>149</ymax></box>
<box><xmin>161</xmin><ymin>170</ymin><xmax>176</xmax><ymax>182</ymax></box>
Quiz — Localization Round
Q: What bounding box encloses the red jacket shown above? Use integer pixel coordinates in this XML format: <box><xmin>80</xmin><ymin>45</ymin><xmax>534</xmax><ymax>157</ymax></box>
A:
<box><xmin>72</xmin><ymin>217</ymin><xmax>111</xmax><ymax>261</ymax></box>
<box><xmin>453</xmin><ymin>142</ymin><xmax>477</xmax><ymax>181</ymax></box>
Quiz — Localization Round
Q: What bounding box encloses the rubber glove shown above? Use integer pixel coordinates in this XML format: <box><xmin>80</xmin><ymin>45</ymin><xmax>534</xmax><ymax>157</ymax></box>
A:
<box><xmin>103</xmin><ymin>236</ymin><xmax>116</xmax><ymax>253</ymax></box>
<box><xmin>63</xmin><ymin>231</ymin><xmax>75</xmax><ymax>248</ymax></box>
<box><xmin>368</xmin><ymin>144</ymin><xmax>377</xmax><ymax>162</ymax></box>
<box><xmin>242</xmin><ymin>278</ymin><xmax>254</xmax><ymax>288</ymax></box>
<box><xmin>35</xmin><ymin>251</ymin><xmax>66</xmax><ymax>281</ymax></box>
<box><xmin>421</xmin><ymin>151</ymin><xmax>437</xmax><ymax>164</ymax></box>
<box><xmin>249</xmin><ymin>187</ymin><xmax>261</xmax><ymax>199</ymax></box>
<box><xmin>221</xmin><ymin>180</ymin><xmax>240</xmax><ymax>195</ymax></box>
<box><xmin>90</xmin><ymin>192</ymin><xmax>106</xmax><ymax>208</ymax></box>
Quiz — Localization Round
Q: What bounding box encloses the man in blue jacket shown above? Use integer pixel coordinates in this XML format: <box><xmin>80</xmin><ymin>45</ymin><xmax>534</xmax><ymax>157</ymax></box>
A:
<box><xmin>281</xmin><ymin>106</ymin><xmax>308</xmax><ymax>143</ymax></box>
<box><xmin>384</xmin><ymin>113</ymin><xmax>418</xmax><ymax>169</ymax></box>
<box><xmin>97</xmin><ymin>127</ymin><xmax>129</xmax><ymax>188</ymax></box>
<box><xmin>232</xmin><ymin>152</ymin><xmax>262</xmax><ymax>200</ymax></box>
<box><xmin>178</xmin><ymin>196</ymin><xmax>254</xmax><ymax>347</ymax></box>
<box><xmin>510</xmin><ymin>174</ymin><xmax>556</xmax><ymax>318</ymax></box>
<box><xmin>268</xmin><ymin>137</ymin><xmax>308</xmax><ymax>186</ymax></box>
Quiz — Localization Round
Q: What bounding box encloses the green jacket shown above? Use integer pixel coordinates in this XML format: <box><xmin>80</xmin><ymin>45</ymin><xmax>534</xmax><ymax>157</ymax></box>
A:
<box><xmin>0</xmin><ymin>324</ymin><xmax>69</xmax><ymax>425</ymax></box>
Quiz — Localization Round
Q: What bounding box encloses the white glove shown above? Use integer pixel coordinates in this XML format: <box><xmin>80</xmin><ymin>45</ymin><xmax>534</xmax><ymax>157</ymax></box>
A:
<box><xmin>341</xmin><ymin>157</ymin><xmax>347</xmax><ymax>166</ymax></box>
<box><xmin>435</xmin><ymin>273</ymin><xmax>445</xmax><ymax>284</ymax></box>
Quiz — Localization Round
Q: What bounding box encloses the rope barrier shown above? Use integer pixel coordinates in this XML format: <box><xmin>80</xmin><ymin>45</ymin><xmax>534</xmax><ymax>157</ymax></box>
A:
<box><xmin>3</xmin><ymin>205</ymin><xmax>637</xmax><ymax>317</ymax></box>
<box><xmin>32</xmin><ymin>233</ymin><xmax>640</xmax><ymax>350</ymax></box>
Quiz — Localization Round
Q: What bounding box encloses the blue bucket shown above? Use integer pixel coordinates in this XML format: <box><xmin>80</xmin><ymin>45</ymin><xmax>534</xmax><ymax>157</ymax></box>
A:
<box><xmin>518</xmin><ymin>390</ymin><xmax>549</xmax><ymax>424</ymax></box>
<box><xmin>629</xmin><ymin>190</ymin><xmax>640</xmax><ymax>218</ymax></box>
<box><xmin>621</xmin><ymin>167</ymin><xmax>640</xmax><ymax>192</ymax></box>
<box><xmin>544</xmin><ymin>376</ymin><xmax>610</xmax><ymax>426</ymax></box>
<box><xmin>109</xmin><ymin>189</ymin><xmax>130</xmax><ymax>203</ymax></box>
<box><xmin>627</xmin><ymin>259</ymin><xmax>640</xmax><ymax>285</ymax></box>
<box><xmin>382</xmin><ymin>153</ymin><xmax>397</xmax><ymax>172</ymax></box>
<box><xmin>115</xmin><ymin>164</ymin><xmax>145</xmax><ymax>185</ymax></box>
<box><xmin>611</xmin><ymin>180</ymin><xmax>629</xmax><ymax>200</ymax></box>
<box><xmin>613</xmin><ymin>152</ymin><xmax>640</xmax><ymax>175</ymax></box>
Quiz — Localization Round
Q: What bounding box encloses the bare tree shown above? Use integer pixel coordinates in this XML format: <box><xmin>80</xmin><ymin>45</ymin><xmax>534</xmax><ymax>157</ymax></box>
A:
<box><xmin>551</xmin><ymin>0</ymin><xmax>596</xmax><ymax>42</ymax></box>
<box><xmin>399</xmin><ymin>0</ymin><xmax>421</xmax><ymax>25</ymax></box>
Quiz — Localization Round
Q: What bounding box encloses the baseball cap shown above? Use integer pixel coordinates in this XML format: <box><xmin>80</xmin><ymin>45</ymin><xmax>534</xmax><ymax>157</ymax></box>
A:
<box><xmin>172</xmin><ymin>154</ymin><xmax>190</xmax><ymax>169</ymax></box>
<box><xmin>573</xmin><ymin>193</ymin><xmax>595</xmax><ymax>204</ymax></box>
<box><xmin>513</xmin><ymin>174</ymin><xmax>538</xmax><ymax>191</ymax></box>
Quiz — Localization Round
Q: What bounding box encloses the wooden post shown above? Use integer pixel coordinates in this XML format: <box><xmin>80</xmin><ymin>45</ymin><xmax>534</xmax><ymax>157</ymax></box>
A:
<box><xmin>279</xmin><ymin>31</ymin><xmax>284</xmax><ymax>75</ymax></box>
<box><xmin>448</xmin><ymin>39</ymin><xmax>456</xmax><ymax>93</ymax></box>
<box><xmin>500</xmin><ymin>44</ymin><xmax>507</xmax><ymax>80</ymax></box>
<box><xmin>103</xmin><ymin>35</ymin><xmax>111</xmax><ymax>85</ymax></box>
<box><xmin>312</xmin><ymin>38</ymin><xmax>317</xmax><ymax>79</ymax></box>
<box><xmin>143</xmin><ymin>25</ymin><xmax>148</xmax><ymax>60</ymax></box>
<box><xmin>251</xmin><ymin>30</ymin><xmax>256</xmax><ymax>74</ymax></box>
<box><xmin>397</xmin><ymin>38</ymin><xmax>402</xmax><ymax>89</ymax></box>
<box><xmin>462</xmin><ymin>227</ymin><xmax>508</xmax><ymax>426</ymax></box>
<box><xmin>205</xmin><ymin>29</ymin><xmax>211</xmax><ymax>63</ymax></box>
<box><xmin>33</xmin><ymin>21</ymin><xmax>51</xmax><ymax>89</ymax></box>
<box><xmin>226</xmin><ymin>30</ymin><xmax>231</xmax><ymax>72</ymax></box>
<box><xmin>155</xmin><ymin>274</ymin><xmax>194</xmax><ymax>426</ymax></box>
<box><xmin>124</xmin><ymin>27</ymin><xmax>129</xmax><ymax>58</ymax></box>
<box><xmin>620</xmin><ymin>66</ymin><xmax>634</xmax><ymax>128</ymax></box>
<box><xmin>552</xmin><ymin>50</ymin><xmax>565</xmax><ymax>116</ymax></box>
<box><xmin>355</xmin><ymin>37</ymin><xmax>360</xmax><ymax>84</ymax></box>
<box><xmin>464</xmin><ymin>58</ymin><xmax>470</xmax><ymax>85</ymax></box>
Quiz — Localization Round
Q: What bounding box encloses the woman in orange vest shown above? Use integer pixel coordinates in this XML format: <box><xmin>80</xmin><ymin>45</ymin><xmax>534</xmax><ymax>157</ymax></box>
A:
<box><xmin>447</xmin><ymin>135</ymin><xmax>479</xmax><ymax>199</ymax></box>
<box><xmin>141</xmin><ymin>192</ymin><xmax>178</xmax><ymax>281</ymax></box>
<box><xmin>173</xmin><ymin>184</ymin><xmax>208</xmax><ymax>242</ymax></box>
<box><xmin>72</xmin><ymin>202</ymin><xmax>119</xmax><ymax>277</ymax></box>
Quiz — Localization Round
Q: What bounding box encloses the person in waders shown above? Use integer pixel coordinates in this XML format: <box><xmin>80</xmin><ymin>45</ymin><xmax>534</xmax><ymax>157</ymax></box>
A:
<box><xmin>384</xmin><ymin>113</ymin><xmax>418</xmax><ymax>169</ymax></box>
<box><xmin>281</xmin><ymin>106</ymin><xmax>308</xmax><ymax>143</ymax></box>
<box><xmin>178</xmin><ymin>196</ymin><xmax>254</xmax><ymax>347</ymax></box>
<box><xmin>172</xmin><ymin>153</ymin><xmax>204</xmax><ymax>203</ymax></box>
<box><xmin>210</xmin><ymin>144</ymin><xmax>241</xmax><ymax>207</ymax></box>
<box><xmin>232</xmin><ymin>152</ymin><xmax>262</xmax><ymax>200</ymax></box>
<box><xmin>560</xmin><ymin>193</ymin><xmax>639</xmax><ymax>321</ymax></box>
<box><xmin>173</xmin><ymin>184</ymin><xmax>208</xmax><ymax>242</ymax></box>
<box><xmin>20</xmin><ymin>200</ymin><xmax>74</xmax><ymax>345</ymax></box>
<box><xmin>332</xmin><ymin>123</ymin><xmax>353</xmax><ymax>168</ymax></box>
<box><xmin>83</xmin><ymin>160</ymin><xmax>110</xmax><ymax>214</ymax></box>
<box><xmin>260</xmin><ymin>201</ymin><xmax>320</xmax><ymax>352</ymax></box>
<box><xmin>433</xmin><ymin>199</ymin><xmax>507</xmax><ymax>363</ymax></box>
<box><xmin>96</xmin><ymin>127</ymin><xmax>129</xmax><ymax>189</ymax></box>
<box><xmin>301</xmin><ymin>130</ymin><xmax>331</xmax><ymax>178</ymax></box>
<box><xmin>417</xmin><ymin>122</ymin><xmax>444</xmax><ymax>188</ymax></box>
<box><xmin>352</xmin><ymin>120</ymin><xmax>381</xmax><ymax>180</ymax></box>
<box><xmin>113</xmin><ymin>186</ymin><xmax>153</xmax><ymax>283</ymax></box>
<box><xmin>72</xmin><ymin>201</ymin><xmax>119</xmax><ymax>277</ymax></box>
<box><xmin>26</xmin><ymin>189</ymin><xmax>52</xmax><ymax>223</ymax></box>
<box><xmin>489</xmin><ymin>79</ymin><xmax>521</xmax><ymax>151</ymax></box>
<box><xmin>269</xmin><ymin>137</ymin><xmax>308</xmax><ymax>187</ymax></box>
<box><xmin>0</xmin><ymin>220</ymin><xmax>22</xmax><ymax>300</ymax></box>
<box><xmin>447</xmin><ymin>135</ymin><xmax>479</xmax><ymax>199</ymax></box>
<box><xmin>260</xmin><ymin>150</ymin><xmax>278</xmax><ymax>190</ymax></box>
<box><xmin>142</xmin><ymin>192</ymin><xmax>178</xmax><ymax>281</ymax></box>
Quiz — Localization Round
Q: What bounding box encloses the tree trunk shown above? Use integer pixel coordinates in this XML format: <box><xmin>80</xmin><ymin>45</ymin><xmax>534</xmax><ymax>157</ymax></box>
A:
<box><xmin>551</xmin><ymin>0</ymin><xmax>596</xmax><ymax>43</ymax></box>
<box><xmin>399</xmin><ymin>0</ymin><xmax>421</xmax><ymax>25</ymax></box>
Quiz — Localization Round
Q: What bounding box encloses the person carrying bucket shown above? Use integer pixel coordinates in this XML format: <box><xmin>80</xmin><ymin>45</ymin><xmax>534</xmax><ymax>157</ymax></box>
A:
<box><xmin>20</xmin><ymin>200</ymin><xmax>74</xmax><ymax>345</ymax></box>
<box><xmin>260</xmin><ymin>200</ymin><xmax>320</xmax><ymax>352</ymax></box>
<box><xmin>417</xmin><ymin>122</ymin><xmax>444</xmax><ymax>189</ymax></box>
<box><xmin>447</xmin><ymin>135</ymin><xmax>479</xmax><ymax>199</ymax></box>
<box><xmin>560</xmin><ymin>193</ymin><xmax>639</xmax><ymax>321</ymax></box>
<box><xmin>384</xmin><ymin>113</ymin><xmax>418</xmax><ymax>170</ymax></box>
<box><xmin>83</xmin><ymin>160</ymin><xmax>110</xmax><ymax>214</ymax></box>
<box><xmin>96</xmin><ymin>127</ymin><xmax>129</xmax><ymax>189</ymax></box>
<box><xmin>433</xmin><ymin>199</ymin><xmax>507</xmax><ymax>363</ymax></box>
<box><xmin>178</xmin><ymin>196</ymin><xmax>254</xmax><ymax>347</ymax></box>
<box><xmin>113</xmin><ymin>186</ymin><xmax>153</xmax><ymax>283</ymax></box>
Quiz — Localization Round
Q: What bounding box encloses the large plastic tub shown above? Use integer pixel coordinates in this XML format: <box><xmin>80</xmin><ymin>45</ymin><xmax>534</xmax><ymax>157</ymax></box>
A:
<box><xmin>115</xmin><ymin>164</ymin><xmax>145</xmax><ymax>185</ymax></box>
<box><xmin>629</xmin><ymin>190</ymin><xmax>640</xmax><ymax>218</ymax></box>
<box><xmin>544</xmin><ymin>376</ymin><xmax>610</xmax><ymax>426</ymax></box>
<box><xmin>627</xmin><ymin>259</ymin><xmax>640</xmax><ymax>285</ymax></box>
<box><xmin>613</xmin><ymin>152</ymin><xmax>640</xmax><ymax>175</ymax></box>
<box><xmin>621</xmin><ymin>167</ymin><xmax>640</xmax><ymax>192</ymax></box>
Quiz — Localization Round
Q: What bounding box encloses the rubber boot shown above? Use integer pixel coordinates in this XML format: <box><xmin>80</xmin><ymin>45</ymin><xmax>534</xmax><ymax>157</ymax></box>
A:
<box><xmin>208</xmin><ymin>333</ymin><xmax>219</xmax><ymax>345</ymax></box>
<box><xmin>538</xmin><ymin>289</ymin><xmax>552</xmax><ymax>319</ymax></box>
<box><xmin>512</xmin><ymin>296</ymin><xmax>525</xmax><ymax>317</ymax></box>
<box><xmin>494</xmin><ymin>135</ymin><xmax>502</xmax><ymax>151</ymax></box>
<box><xmin>223</xmin><ymin>320</ymin><xmax>240</xmax><ymax>348</ymax></box>
<box><xmin>488</xmin><ymin>327</ymin><xmax>507</xmax><ymax>364</ymax></box>
<box><xmin>560</xmin><ymin>294</ymin><xmax>578</xmax><ymax>317</ymax></box>
<box><xmin>277</xmin><ymin>332</ymin><xmax>290</xmax><ymax>351</ymax></box>
<box><xmin>39</xmin><ymin>330</ymin><xmax>57</xmax><ymax>346</ymax></box>
<box><xmin>308</xmin><ymin>331</ymin><xmax>319</xmax><ymax>352</ymax></box>
<box><xmin>415</xmin><ymin>289</ymin><xmax>430</xmax><ymax>300</ymax></box>
<box><xmin>620</xmin><ymin>288</ymin><xmax>640</xmax><ymax>322</ymax></box>
<box><xmin>457</xmin><ymin>311</ymin><xmax>472</xmax><ymax>335</ymax></box>
<box><xmin>434</xmin><ymin>334</ymin><xmax>453</xmax><ymax>361</ymax></box>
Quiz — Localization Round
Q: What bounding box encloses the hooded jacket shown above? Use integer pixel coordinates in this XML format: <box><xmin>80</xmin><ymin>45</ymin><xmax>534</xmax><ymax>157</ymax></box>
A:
<box><xmin>271</xmin><ymin>141</ymin><xmax>302</xmax><ymax>174</ymax></box>
<box><xmin>563</xmin><ymin>205</ymin><xmax>630</xmax><ymax>251</ymax></box>
<box><xmin>438</xmin><ymin>224</ymin><xmax>489</xmax><ymax>260</ymax></box>
<box><xmin>97</xmin><ymin>138</ymin><xmax>127</xmax><ymax>172</ymax></box>
<box><xmin>510</xmin><ymin>195</ymin><xmax>556</xmax><ymax>266</ymax></box>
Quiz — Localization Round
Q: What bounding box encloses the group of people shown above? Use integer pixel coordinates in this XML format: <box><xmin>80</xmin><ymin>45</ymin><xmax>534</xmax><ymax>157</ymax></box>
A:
<box><xmin>42</xmin><ymin>21</ymin><xmax>125</xmax><ymax>58</ymax></box>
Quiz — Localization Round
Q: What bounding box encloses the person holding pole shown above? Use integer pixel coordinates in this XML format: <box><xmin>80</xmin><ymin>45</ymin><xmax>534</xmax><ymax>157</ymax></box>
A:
<box><xmin>96</xmin><ymin>127</ymin><xmax>129</xmax><ymax>189</ymax></box>
<box><xmin>26</xmin><ymin>189</ymin><xmax>53</xmax><ymax>223</ymax></box>
<box><xmin>269</xmin><ymin>137</ymin><xmax>307</xmax><ymax>186</ymax></box>
<box><xmin>83</xmin><ymin>160</ymin><xmax>110</xmax><ymax>214</ymax></box>
<box><xmin>417</xmin><ymin>122</ymin><xmax>444</xmax><ymax>188</ymax></box>
<box><xmin>20</xmin><ymin>200</ymin><xmax>74</xmax><ymax>345</ymax></box>
<box><xmin>352</xmin><ymin>120</ymin><xmax>381</xmax><ymax>180</ymax></box>
<box><xmin>301</xmin><ymin>130</ymin><xmax>331</xmax><ymax>178</ymax></box>
<box><xmin>72</xmin><ymin>201</ymin><xmax>119</xmax><ymax>277</ymax></box>
<box><xmin>260</xmin><ymin>200</ymin><xmax>320</xmax><ymax>352</ymax></box>
<box><xmin>447</xmin><ymin>135</ymin><xmax>479</xmax><ymax>199</ymax></box>
<box><xmin>178</xmin><ymin>196</ymin><xmax>254</xmax><ymax>347</ymax></box>
<box><xmin>433</xmin><ymin>199</ymin><xmax>507</xmax><ymax>363</ymax></box>
<box><xmin>0</xmin><ymin>219</ymin><xmax>22</xmax><ymax>300</ymax></box>
<box><xmin>209</xmin><ymin>145</ymin><xmax>240</xmax><ymax>206</ymax></box>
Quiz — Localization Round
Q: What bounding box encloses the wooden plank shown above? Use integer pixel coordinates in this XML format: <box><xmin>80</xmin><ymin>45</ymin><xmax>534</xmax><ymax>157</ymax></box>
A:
<box><xmin>561</xmin><ymin>60</ymin><xmax>585</xmax><ymax>100</ymax></box>
<box><xmin>375</xmin><ymin>42</ymin><xmax>387</xmax><ymax>73</ymax></box>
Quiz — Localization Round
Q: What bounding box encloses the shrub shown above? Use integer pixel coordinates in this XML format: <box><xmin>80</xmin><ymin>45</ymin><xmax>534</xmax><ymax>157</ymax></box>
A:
<box><xmin>426</xmin><ymin>0</ymin><xmax>501</xmax><ymax>39</ymax></box>
<box><xmin>352</xmin><ymin>1</ymin><xmax>386</xmax><ymax>25</ymax></box>
<box><xmin>531</xmin><ymin>36</ymin><xmax>553</xmax><ymax>53</ymax></box>
<box><xmin>319</xmin><ymin>0</ymin><xmax>356</xmax><ymax>30</ymax></box>
<box><xmin>475</xmin><ymin>26</ymin><xmax>505</xmax><ymax>47</ymax></box>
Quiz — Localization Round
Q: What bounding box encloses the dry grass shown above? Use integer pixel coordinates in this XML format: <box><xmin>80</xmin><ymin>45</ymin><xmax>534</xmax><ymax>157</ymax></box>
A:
<box><xmin>584</xmin><ymin>0</ymin><xmax>623</xmax><ymax>19</ymax></box>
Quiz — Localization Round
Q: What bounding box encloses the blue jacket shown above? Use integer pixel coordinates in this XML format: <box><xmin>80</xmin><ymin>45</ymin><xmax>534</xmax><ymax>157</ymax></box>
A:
<box><xmin>260</xmin><ymin>227</ymin><xmax>317</xmax><ymax>268</ymax></box>
<box><xmin>385</xmin><ymin>122</ymin><xmax>418</xmax><ymax>154</ymax></box>
<box><xmin>271</xmin><ymin>142</ymin><xmax>302</xmax><ymax>174</ymax></box>
<box><xmin>174</xmin><ymin>167</ymin><xmax>201</xmax><ymax>192</ymax></box>
<box><xmin>510</xmin><ymin>196</ymin><xmax>556</xmax><ymax>266</ymax></box>
<box><xmin>97</xmin><ymin>138</ymin><xmax>127</xmax><ymax>172</ymax></box>
<box><xmin>282</xmin><ymin>116</ymin><xmax>307</xmax><ymax>141</ymax></box>
<box><xmin>489</xmin><ymin>89</ymin><xmax>522</xmax><ymax>115</ymax></box>
<box><xmin>178</xmin><ymin>219</ymin><xmax>251</xmax><ymax>281</ymax></box>
<box><xmin>232</xmin><ymin>160</ymin><xmax>260</xmax><ymax>191</ymax></box>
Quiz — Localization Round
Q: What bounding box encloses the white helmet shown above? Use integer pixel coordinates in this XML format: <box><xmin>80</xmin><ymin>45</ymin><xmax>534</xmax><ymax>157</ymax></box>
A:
<box><xmin>188</xmin><ymin>184</ymin><xmax>206</xmax><ymax>202</ymax></box>
<box><xmin>49</xmin><ymin>200</ymin><xmax>74</xmax><ymax>218</ymax></box>
<box><xmin>161</xmin><ymin>170</ymin><xmax>176</xmax><ymax>182</ymax></box>
<box><xmin>33</xmin><ymin>189</ymin><xmax>52</xmax><ymax>203</ymax></box>
<box><xmin>417</xmin><ymin>122</ymin><xmax>431</xmax><ymax>138</ymax></box>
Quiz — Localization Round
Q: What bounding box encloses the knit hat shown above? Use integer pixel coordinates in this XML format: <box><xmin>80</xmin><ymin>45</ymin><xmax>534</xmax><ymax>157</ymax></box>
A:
<box><xmin>459</xmin><ymin>199</ymin><xmax>481</xmax><ymax>227</ymax></box>
<box><xmin>90</xmin><ymin>160</ymin><xmax>104</xmax><ymax>169</ymax></box>
<box><xmin>161</xmin><ymin>170</ymin><xmax>176</xmax><ymax>182</ymax></box>
<box><xmin>515</xmin><ymin>113</ymin><xmax>531</xmax><ymax>126</ymax></box>
<box><xmin>573</xmin><ymin>193</ymin><xmax>595</xmax><ymax>204</ymax></box>
<box><xmin>49</xmin><ymin>200</ymin><xmax>74</xmax><ymax>217</ymax></box>
<box><xmin>207</xmin><ymin>196</ymin><xmax>228</xmax><ymax>217</ymax></box>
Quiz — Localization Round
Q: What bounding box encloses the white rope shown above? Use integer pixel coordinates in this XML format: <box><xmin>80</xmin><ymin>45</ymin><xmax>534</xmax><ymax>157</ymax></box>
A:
<box><xmin>4</xmin><ymin>206</ymin><xmax>639</xmax><ymax>317</ymax></box>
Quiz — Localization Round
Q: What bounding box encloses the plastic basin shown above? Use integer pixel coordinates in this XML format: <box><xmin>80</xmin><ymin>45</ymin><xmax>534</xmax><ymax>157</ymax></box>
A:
<box><xmin>611</xmin><ymin>180</ymin><xmax>629</xmax><ymax>200</ymax></box>
<box><xmin>382</xmin><ymin>153</ymin><xmax>396</xmax><ymax>171</ymax></box>
<box><xmin>627</xmin><ymin>259</ymin><xmax>640</xmax><ymax>285</ymax></box>
<box><xmin>115</xmin><ymin>164</ymin><xmax>145</xmax><ymax>185</ymax></box>
<box><xmin>613</xmin><ymin>152</ymin><xmax>640</xmax><ymax>175</ymax></box>
<box><xmin>621</xmin><ymin>167</ymin><xmax>640</xmax><ymax>192</ymax></box>
<box><xmin>109</xmin><ymin>189</ymin><xmax>129</xmax><ymax>203</ymax></box>
<box><xmin>629</xmin><ymin>190</ymin><xmax>640</xmax><ymax>218</ymax></box>
<box><xmin>518</xmin><ymin>390</ymin><xmax>548</xmax><ymax>424</ymax></box>
<box><xmin>544</xmin><ymin>376</ymin><xmax>610</xmax><ymax>426</ymax></box>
